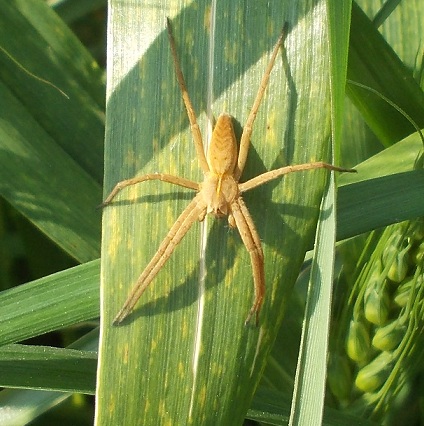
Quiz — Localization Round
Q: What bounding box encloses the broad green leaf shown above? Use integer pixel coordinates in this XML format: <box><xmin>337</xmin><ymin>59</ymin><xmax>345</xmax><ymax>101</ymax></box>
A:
<box><xmin>97</xmin><ymin>1</ymin><xmax>350</xmax><ymax>424</ymax></box>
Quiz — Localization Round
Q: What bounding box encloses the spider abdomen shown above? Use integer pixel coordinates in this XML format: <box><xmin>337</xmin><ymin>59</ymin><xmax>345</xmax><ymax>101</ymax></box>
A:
<box><xmin>207</xmin><ymin>113</ymin><xmax>238</xmax><ymax>176</ymax></box>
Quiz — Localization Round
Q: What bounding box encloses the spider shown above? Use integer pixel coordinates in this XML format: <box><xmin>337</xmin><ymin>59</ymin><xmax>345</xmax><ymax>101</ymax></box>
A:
<box><xmin>102</xmin><ymin>18</ymin><xmax>356</xmax><ymax>326</ymax></box>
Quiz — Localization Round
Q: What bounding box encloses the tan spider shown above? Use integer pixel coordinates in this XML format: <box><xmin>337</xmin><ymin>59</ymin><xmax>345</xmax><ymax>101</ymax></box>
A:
<box><xmin>102</xmin><ymin>19</ymin><xmax>356</xmax><ymax>326</ymax></box>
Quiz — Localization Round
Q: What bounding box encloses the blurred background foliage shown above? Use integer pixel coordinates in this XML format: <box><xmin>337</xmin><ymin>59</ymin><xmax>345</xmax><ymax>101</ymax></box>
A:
<box><xmin>0</xmin><ymin>0</ymin><xmax>107</xmax><ymax>424</ymax></box>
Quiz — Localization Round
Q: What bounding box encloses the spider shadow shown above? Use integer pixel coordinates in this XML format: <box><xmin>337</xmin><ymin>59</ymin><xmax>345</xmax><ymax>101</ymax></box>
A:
<box><xmin>117</xmin><ymin>217</ymin><xmax>238</xmax><ymax>322</ymax></box>
<box><xmin>122</xmin><ymin>264</ymin><xmax>202</xmax><ymax>321</ymax></box>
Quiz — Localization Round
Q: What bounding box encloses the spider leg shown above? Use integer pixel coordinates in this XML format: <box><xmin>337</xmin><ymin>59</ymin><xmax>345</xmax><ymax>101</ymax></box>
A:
<box><xmin>235</xmin><ymin>24</ymin><xmax>288</xmax><ymax>181</ymax></box>
<box><xmin>100</xmin><ymin>173</ymin><xmax>199</xmax><ymax>208</ymax></box>
<box><xmin>166</xmin><ymin>18</ymin><xmax>210</xmax><ymax>174</ymax></box>
<box><xmin>239</xmin><ymin>162</ymin><xmax>356</xmax><ymax>193</ymax></box>
<box><xmin>113</xmin><ymin>194</ymin><xmax>207</xmax><ymax>324</ymax></box>
<box><xmin>230</xmin><ymin>198</ymin><xmax>265</xmax><ymax>325</ymax></box>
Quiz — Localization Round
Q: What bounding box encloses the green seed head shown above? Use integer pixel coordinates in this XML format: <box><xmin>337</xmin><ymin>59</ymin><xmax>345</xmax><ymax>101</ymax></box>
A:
<box><xmin>372</xmin><ymin>319</ymin><xmax>406</xmax><ymax>351</ymax></box>
<box><xmin>364</xmin><ymin>283</ymin><xmax>390</xmax><ymax>326</ymax></box>
<box><xmin>346</xmin><ymin>319</ymin><xmax>371</xmax><ymax>363</ymax></box>
<box><xmin>355</xmin><ymin>351</ymin><xmax>394</xmax><ymax>393</ymax></box>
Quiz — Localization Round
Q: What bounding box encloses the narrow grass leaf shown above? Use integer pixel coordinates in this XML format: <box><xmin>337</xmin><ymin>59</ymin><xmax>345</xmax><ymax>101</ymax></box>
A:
<box><xmin>0</xmin><ymin>329</ymin><xmax>98</xmax><ymax>425</ymax></box>
<box><xmin>0</xmin><ymin>344</ymin><xmax>97</xmax><ymax>394</ymax></box>
<box><xmin>0</xmin><ymin>260</ymin><xmax>100</xmax><ymax>346</ymax></box>
<box><xmin>289</xmin><ymin>0</ymin><xmax>351</xmax><ymax>424</ymax></box>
